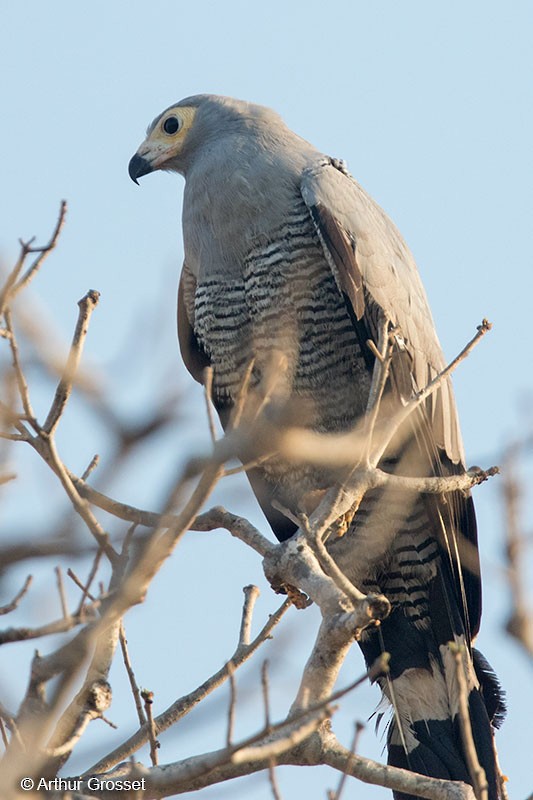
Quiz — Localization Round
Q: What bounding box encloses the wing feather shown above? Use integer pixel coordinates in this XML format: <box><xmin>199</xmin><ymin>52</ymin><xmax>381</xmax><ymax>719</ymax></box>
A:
<box><xmin>300</xmin><ymin>159</ymin><xmax>481</xmax><ymax>637</ymax></box>
<box><xmin>177</xmin><ymin>262</ymin><xmax>211</xmax><ymax>384</ymax></box>
<box><xmin>300</xmin><ymin>159</ymin><xmax>464</xmax><ymax>467</ymax></box>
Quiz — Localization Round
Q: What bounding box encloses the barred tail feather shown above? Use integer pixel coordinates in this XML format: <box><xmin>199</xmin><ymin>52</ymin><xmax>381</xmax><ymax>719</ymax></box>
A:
<box><xmin>360</xmin><ymin>601</ymin><xmax>503</xmax><ymax>800</ymax></box>
<box><xmin>383</xmin><ymin>647</ymin><xmax>501</xmax><ymax>800</ymax></box>
<box><xmin>356</xmin><ymin>487</ymin><xmax>504</xmax><ymax>799</ymax></box>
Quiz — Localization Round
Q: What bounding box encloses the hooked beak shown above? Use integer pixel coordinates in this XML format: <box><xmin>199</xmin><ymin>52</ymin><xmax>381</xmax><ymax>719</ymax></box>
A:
<box><xmin>128</xmin><ymin>153</ymin><xmax>154</xmax><ymax>185</ymax></box>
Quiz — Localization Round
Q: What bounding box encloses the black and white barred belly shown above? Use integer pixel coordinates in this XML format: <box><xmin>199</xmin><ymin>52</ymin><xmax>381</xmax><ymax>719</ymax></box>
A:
<box><xmin>194</xmin><ymin>194</ymin><xmax>443</xmax><ymax>635</ymax></box>
<box><xmin>193</xmin><ymin>197</ymin><xmax>371</xmax><ymax>434</ymax></box>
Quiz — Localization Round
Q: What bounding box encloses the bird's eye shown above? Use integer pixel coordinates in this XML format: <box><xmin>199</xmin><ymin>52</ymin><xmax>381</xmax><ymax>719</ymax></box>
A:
<box><xmin>163</xmin><ymin>116</ymin><xmax>180</xmax><ymax>135</ymax></box>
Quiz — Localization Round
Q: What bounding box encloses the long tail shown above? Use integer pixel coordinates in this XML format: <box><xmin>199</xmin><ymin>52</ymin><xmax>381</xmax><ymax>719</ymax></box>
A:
<box><xmin>369</xmin><ymin>611</ymin><xmax>504</xmax><ymax>800</ymax></box>
<box><xmin>354</xmin><ymin>485</ymin><xmax>505</xmax><ymax>800</ymax></box>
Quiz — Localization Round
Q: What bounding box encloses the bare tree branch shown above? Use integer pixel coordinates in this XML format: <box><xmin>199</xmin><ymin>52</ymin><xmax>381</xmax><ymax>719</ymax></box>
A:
<box><xmin>4</xmin><ymin>309</ymin><xmax>36</xmax><ymax>422</ymax></box>
<box><xmin>86</xmin><ymin>598</ymin><xmax>290</xmax><ymax>774</ymax></box>
<box><xmin>55</xmin><ymin>566</ymin><xmax>70</xmax><ymax>621</ymax></box>
<box><xmin>141</xmin><ymin>690</ymin><xmax>159</xmax><ymax>767</ymax></box>
<box><xmin>43</xmin><ymin>290</ymin><xmax>100</xmax><ymax>436</ymax></box>
<box><xmin>119</xmin><ymin>623</ymin><xmax>146</xmax><ymax>728</ymax></box>
<box><xmin>0</xmin><ymin>207</ymin><xmax>506</xmax><ymax>800</ymax></box>
<box><xmin>202</xmin><ymin>366</ymin><xmax>218</xmax><ymax>443</ymax></box>
<box><xmin>0</xmin><ymin>200</ymin><xmax>67</xmax><ymax>315</ymax></box>
<box><xmin>327</xmin><ymin>720</ymin><xmax>365</xmax><ymax>800</ymax></box>
<box><xmin>0</xmin><ymin>576</ymin><xmax>33</xmax><ymax>616</ymax></box>
<box><xmin>0</xmin><ymin>606</ymin><xmax>99</xmax><ymax>645</ymax></box>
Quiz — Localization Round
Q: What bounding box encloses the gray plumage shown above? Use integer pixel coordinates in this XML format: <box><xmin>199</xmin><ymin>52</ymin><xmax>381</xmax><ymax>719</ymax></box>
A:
<box><xmin>129</xmin><ymin>94</ymin><xmax>503</xmax><ymax>799</ymax></box>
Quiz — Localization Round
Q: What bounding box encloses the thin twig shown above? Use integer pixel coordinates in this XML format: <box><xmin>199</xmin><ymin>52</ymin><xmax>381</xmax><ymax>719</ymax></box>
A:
<box><xmin>81</xmin><ymin>454</ymin><xmax>100</xmax><ymax>482</ymax></box>
<box><xmin>496</xmin><ymin>756</ymin><xmax>510</xmax><ymax>800</ymax></box>
<box><xmin>141</xmin><ymin>690</ymin><xmax>159</xmax><ymax>766</ymax></box>
<box><xmin>70</xmin><ymin>470</ymin><xmax>273</xmax><ymax>556</ymax></box>
<box><xmin>44</xmin><ymin>712</ymin><xmax>94</xmax><ymax>758</ymax></box>
<box><xmin>239</xmin><ymin>585</ymin><xmax>260</xmax><ymax>647</ymax></box>
<box><xmin>261</xmin><ymin>660</ymin><xmax>272</xmax><ymax>732</ymax></box>
<box><xmin>275</xmin><ymin>320</ymin><xmax>493</xmax><ymax>474</ymax></box>
<box><xmin>364</xmin><ymin>318</ymin><xmax>390</xmax><ymax>412</ymax></box>
<box><xmin>252</xmin><ymin>352</ymin><xmax>289</xmax><ymax>423</ymax></box>
<box><xmin>55</xmin><ymin>566</ymin><xmax>70</xmax><ymax>620</ymax></box>
<box><xmin>0</xmin><ymin>397</ymin><xmax>32</xmax><ymax>439</ymax></box>
<box><xmin>270</xmin><ymin>499</ymin><xmax>301</xmax><ymax>527</ymax></box>
<box><xmin>373</xmin><ymin>319</ymin><xmax>492</xmax><ymax>466</ymax></box>
<box><xmin>85</xmin><ymin>599</ymin><xmax>291</xmax><ymax>774</ymax></box>
<box><xmin>322</xmin><ymin>733</ymin><xmax>477</xmax><ymax>800</ymax></box>
<box><xmin>67</xmin><ymin>568</ymin><xmax>95</xmax><ymax>600</ymax></box>
<box><xmin>363</xmin><ymin>317</ymin><xmax>394</xmax><ymax>460</ymax></box>
<box><xmin>203</xmin><ymin>366</ymin><xmax>218</xmax><ymax>443</ymax></box>
<box><xmin>261</xmin><ymin>658</ymin><xmax>284</xmax><ymax>800</ymax></box>
<box><xmin>226</xmin><ymin>662</ymin><xmax>237</xmax><ymax>748</ymax></box>
<box><xmin>0</xmin><ymin>575</ymin><xmax>33</xmax><ymax>615</ymax></box>
<box><xmin>268</xmin><ymin>765</ymin><xmax>284</xmax><ymax>800</ymax></box>
<box><xmin>119</xmin><ymin>623</ymin><xmax>146</xmax><ymax>727</ymax></box>
<box><xmin>0</xmin><ymin>538</ymin><xmax>88</xmax><ymax>570</ymax></box>
<box><xmin>300</xmin><ymin>515</ymin><xmax>366</xmax><ymax>605</ymax></box>
<box><xmin>91</xmin><ymin>646</ymin><xmax>383</xmax><ymax>794</ymax></box>
<box><xmin>32</xmin><ymin>435</ymin><xmax>118</xmax><ymax>564</ymax></box>
<box><xmin>74</xmin><ymin>546</ymin><xmax>103</xmax><ymax>616</ymax></box>
<box><xmin>3</xmin><ymin>309</ymin><xmax>36</xmax><ymax>422</ymax></box>
<box><xmin>43</xmin><ymin>638</ymin><xmax>118</xmax><ymax>774</ymax></box>
<box><xmin>231</xmin><ymin>709</ymin><xmax>330</xmax><ymax>765</ymax></box>
<box><xmin>84</xmin><ymin>705</ymin><xmax>330</xmax><ymax>797</ymax></box>
<box><xmin>328</xmin><ymin>720</ymin><xmax>365</xmax><ymax>800</ymax></box>
<box><xmin>0</xmin><ymin>201</ymin><xmax>67</xmax><ymax>314</ymax></box>
<box><xmin>100</xmin><ymin>714</ymin><xmax>118</xmax><ymax>730</ymax></box>
<box><xmin>290</xmin><ymin>654</ymin><xmax>389</xmax><ymax>724</ymax></box>
<box><xmin>222</xmin><ymin>453</ymin><xmax>270</xmax><ymax>476</ymax></box>
<box><xmin>0</xmin><ymin>702</ymin><xmax>24</xmax><ymax>751</ymax></box>
<box><xmin>0</xmin><ymin>432</ymin><xmax>25</xmax><ymax>442</ymax></box>
<box><xmin>43</xmin><ymin>290</ymin><xmax>100</xmax><ymax>436</ymax></box>
<box><xmin>0</xmin><ymin>606</ymin><xmax>100</xmax><ymax>645</ymax></box>
<box><xmin>0</xmin><ymin>242</ymin><xmax>33</xmax><ymax>315</ymax></box>
<box><xmin>194</xmin><ymin>508</ymin><xmax>273</xmax><ymax>556</ymax></box>
<box><xmin>44</xmin><ymin>679</ymin><xmax>113</xmax><ymax>759</ymax></box>
<box><xmin>227</xmin><ymin>358</ymin><xmax>255</xmax><ymax>431</ymax></box>
<box><xmin>15</xmin><ymin>201</ymin><xmax>67</xmax><ymax>291</ymax></box>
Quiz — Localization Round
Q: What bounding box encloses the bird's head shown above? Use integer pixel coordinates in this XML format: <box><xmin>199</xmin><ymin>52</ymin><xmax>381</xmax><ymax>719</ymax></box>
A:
<box><xmin>128</xmin><ymin>99</ymin><xmax>202</xmax><ymax>183</ymax></box>
<box><xmin>129</xmin><ymin>94</ymin><xmax>288</xmax><ymax>184</ymax></box>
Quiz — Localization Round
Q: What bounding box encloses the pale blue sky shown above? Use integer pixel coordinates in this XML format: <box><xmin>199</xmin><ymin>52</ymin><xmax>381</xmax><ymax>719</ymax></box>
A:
<box><xmin>0</xmin><ymin>2</ymin><xmax>531</xmax><ymax>798</ymax></box>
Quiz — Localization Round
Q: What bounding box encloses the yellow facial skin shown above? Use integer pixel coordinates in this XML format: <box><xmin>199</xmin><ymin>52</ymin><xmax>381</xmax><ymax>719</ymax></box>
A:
<box><xmin>135</xmin><ymin>106</ymin><xmax>198</xmax><ymax>169</ymax></box>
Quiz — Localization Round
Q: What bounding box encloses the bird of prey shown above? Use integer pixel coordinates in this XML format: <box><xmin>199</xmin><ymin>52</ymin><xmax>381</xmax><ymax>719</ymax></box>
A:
<box><xmin>129</xmin><ymin>95</ymin><xmax>504</xmax><ymax>799</ymax></box>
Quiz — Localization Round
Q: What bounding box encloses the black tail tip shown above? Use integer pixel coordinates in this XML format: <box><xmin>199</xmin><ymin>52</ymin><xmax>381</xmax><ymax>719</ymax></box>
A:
<box><xmin>473</xmin><ymin>648</ymin><xmax>507</xmax><ymax>729</ymax></box>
